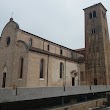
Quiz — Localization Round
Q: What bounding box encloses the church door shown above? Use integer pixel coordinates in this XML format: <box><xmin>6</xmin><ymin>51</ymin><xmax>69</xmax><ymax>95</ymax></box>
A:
<box><xmin>72</xmin><ymin>77</ymin><xmax>75</xmax><ymax>86</ymax></box>
<box><xmin>2</xmin><ymin>73</ymin><xmax>6</xmax><ymax>88</ymax></box>
<box><xmin>94</xmin><ymin>78</ymin><xmax>97</xmax><ymax>85</ymax></box>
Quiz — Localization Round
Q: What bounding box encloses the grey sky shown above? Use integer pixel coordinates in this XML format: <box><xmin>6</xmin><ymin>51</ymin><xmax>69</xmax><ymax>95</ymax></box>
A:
<box><xmin>0</xmin><ymin>0</ymin><xmax>110</xmax><ymax>49</ymax></box>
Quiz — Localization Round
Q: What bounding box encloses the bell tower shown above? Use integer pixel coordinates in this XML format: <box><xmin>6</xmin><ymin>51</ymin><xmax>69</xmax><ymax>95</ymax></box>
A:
<box><xmin>84</xmin><ymin>3</ymin><xmax>110</xmax><ymax>85</ymax></box>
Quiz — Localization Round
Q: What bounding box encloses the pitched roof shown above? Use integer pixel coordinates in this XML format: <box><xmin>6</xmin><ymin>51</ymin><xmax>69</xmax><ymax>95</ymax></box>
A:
<box><xmin>83</xmin><ymin>3</ymin><xmax>107</xmax><ymax>11</ymax></box>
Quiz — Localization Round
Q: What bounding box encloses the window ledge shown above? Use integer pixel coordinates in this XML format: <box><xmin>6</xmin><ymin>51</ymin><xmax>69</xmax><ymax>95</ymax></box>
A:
<box><xmin>39</xmin><ymin>78</ymin><xmax>44</xmax><ymax>80</ymax></box>
<box><xmin>18</xmin><ymin>78</ymin><xmax>23</xmax><ymax>80</ymax></box>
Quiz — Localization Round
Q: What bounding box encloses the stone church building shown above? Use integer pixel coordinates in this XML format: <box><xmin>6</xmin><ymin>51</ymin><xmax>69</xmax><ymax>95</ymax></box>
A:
<box><xmin>0</xmin><ymin>3</ymin><xmax>110</xmax><ymax>88</ymax></box>
<box><xmin>0</xmin><ymin>19</ymin><xmax>84</xmax><ymax>88</ymax></box>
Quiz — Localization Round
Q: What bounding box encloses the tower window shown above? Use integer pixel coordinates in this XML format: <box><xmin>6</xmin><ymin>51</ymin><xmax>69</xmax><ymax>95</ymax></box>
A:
<box><xmin>92</xmin><ymin>29</ymin><xmax>94</xmax><ymax>34</ymax></box>
<box><xmin>91</xmin><ymin>28</ymin><xmax>96</xmax><ymax>34</ymax></box>
<box><xmin>60</xmin><ymin>62</ymin><xmax>64</xmax><ymax>78</ymax></box>
<box><xmin>40</xmin><ymin>59</ymin><xmax>44</xmax><ymax>78</ymax></box>
<box><xmin>93</xmin><ymin>11</ymin><xmax>96</xmax><ymax>18</ymax></box>
<box><xmin>93</xmin><ymin>29</ymin><xmax>96</xmax><ymax>33</ymax></box>
<box><xmin>89</xmin><ymin>12</ymin><xmax>92</xmax><ymax>19</ymax></box>
<box><xmin>19</xmin><ymin>57</ymin><xmax>24</xmax><ymax>79</ymax></box>
<box><xmin>89</xmin><ymin>11</ymin><xmax>96</xmax><ymax>19</ymax></box>
<box><xmin>47</xmin><ymin>44</ymin><xmax>50</xmax><ymax>51</ymax></box>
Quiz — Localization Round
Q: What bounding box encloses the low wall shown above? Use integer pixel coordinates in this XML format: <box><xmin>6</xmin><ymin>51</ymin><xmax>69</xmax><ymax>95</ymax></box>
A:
<box><xmin>53</xmin><ymin>98</ymin><xmax>106</xmax><ymax>110</ymax></box>
<box><xmin>0</xmin><ymin>85</ymin><xmax>110</xmax><ymax>103</ymax></box>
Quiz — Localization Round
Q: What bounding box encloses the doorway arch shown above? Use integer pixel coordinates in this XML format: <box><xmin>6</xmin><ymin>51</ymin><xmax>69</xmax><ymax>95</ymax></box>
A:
<box><xmin>2</xmin><ymin>66</ymin><xmax>7</xmax><ymax>88</ymax></box>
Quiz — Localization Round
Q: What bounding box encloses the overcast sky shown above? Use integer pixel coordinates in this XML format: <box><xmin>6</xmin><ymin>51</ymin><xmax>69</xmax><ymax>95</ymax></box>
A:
<box><xmin>0</xmin><ymin>0</ymin><xmax>110</xmax><ymax>49</ymax></box>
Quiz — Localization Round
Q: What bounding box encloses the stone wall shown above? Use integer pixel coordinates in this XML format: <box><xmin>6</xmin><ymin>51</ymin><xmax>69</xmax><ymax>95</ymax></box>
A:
<box><xmin>0</xmin><ymin>86</ymin><xmax>110</xmax><ymax>103</ymax></box>
<box><xmin>17</xmin><ymin>30</ymin><xmax>83</xmax><ymax>59</ymax></box>
<box><xmin>53</xmin><ymin>98</ymin><xmax>106</xmax><ymax>110</ymax></box>
<box><xmin>27</xmin><ymin>51</ymin><xmax>79</xmax><ymax>87</ymax></box>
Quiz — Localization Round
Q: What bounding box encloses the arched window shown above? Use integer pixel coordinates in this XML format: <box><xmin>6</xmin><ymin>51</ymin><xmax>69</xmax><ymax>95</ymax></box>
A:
<box><xmin>40</xmin><ymin>59</ymin><xmax>44</xmax><ymax>78</ymax></box>
<box><xmin>29</xmin><ymin>38</ymin><xmax>32</xmax><ymax>46</ymax></box>
<box><xmin>47</xmin><ymin>44</ymin><xmax>50</xmax><ymax>51</ymax></box>
<box><xmin>19</xmin><ymin>57</ymin><xmax>24</xmax><ymax>79</ymax></box>
<box><xmin>89</xmin><ymin>12</ymin><xmax>92</xmax><ymax>19</ymax></box>
<box><xmin>93</xmin><ymin>11</ymin><xmax>96</xmax><ymax>18</ymax></box>
<box><xmin>60</xmin><ymin>49</ymin><xmax>62</xmax><ymax>55</ymax></box>
<box><xmin>6</xmin><ymin>37</ymin><xmax>11</xmax><ymax>46</ymax></box>
<box><xmin>60</xmin><ymin>62</ymin><xmax>64</xmax><ymax>78</ymax></box>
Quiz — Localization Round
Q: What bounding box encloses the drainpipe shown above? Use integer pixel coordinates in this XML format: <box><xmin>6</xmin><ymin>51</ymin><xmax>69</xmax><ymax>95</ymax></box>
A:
<box><xmin>77</xmin><ymin>63</ymin><xmax>80</xmax><ymax>86</ymax></box>
<box><xmin>43</xmin><ymin>40</ymin><xmax>44</xmax><ymax>50</ymax></box>
<box><xmin>47</xmin><ymin>55</ymin><xmax>49</xmax><ymax>86</ymax></box>
<box><xmin>64</xmin><ymin>59</ymin><xmax>66</xmax><ymax>91</ymax></box>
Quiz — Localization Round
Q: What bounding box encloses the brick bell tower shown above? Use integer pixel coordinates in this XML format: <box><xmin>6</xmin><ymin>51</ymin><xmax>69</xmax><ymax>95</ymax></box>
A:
<box><xmin>84</xmin><ymin>3</ymin><xmax>110</xmax><ymax>85</ymax></box>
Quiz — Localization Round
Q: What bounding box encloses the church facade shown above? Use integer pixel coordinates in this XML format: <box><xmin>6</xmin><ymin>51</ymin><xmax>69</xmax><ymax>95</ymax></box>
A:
<box><xmin>0</xmin><ymin>3</ymin><xmax>109</xmax><ymax>88</ymax></box>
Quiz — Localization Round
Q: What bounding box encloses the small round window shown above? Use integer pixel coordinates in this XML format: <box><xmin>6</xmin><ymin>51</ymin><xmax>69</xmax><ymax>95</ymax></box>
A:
<box><xmin>6</xmin><ymin>37</ymin><xmax>11</xmax><ymax>46</ymax></box>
